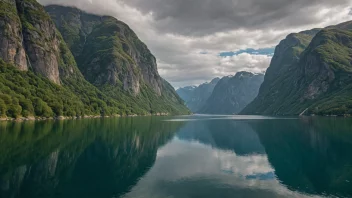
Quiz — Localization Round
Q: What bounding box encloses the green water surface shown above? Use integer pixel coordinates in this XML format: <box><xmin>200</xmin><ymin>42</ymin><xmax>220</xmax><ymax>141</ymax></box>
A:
<box><xmin>0</xmin><ymin>115</ymin><xmax>351</xmax><ymax>198</ymax></box>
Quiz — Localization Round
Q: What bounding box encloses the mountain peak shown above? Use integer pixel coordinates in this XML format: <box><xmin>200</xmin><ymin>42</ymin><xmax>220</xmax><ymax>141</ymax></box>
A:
<box><xmin>200</xmin><ymin>72</ymin><xmax>264</xmax><ymax>114</ymax></box>
<box><xmin>234</xmin><ymin>71</ymin><xmax>255</xmax><ymax>78</ymax></box>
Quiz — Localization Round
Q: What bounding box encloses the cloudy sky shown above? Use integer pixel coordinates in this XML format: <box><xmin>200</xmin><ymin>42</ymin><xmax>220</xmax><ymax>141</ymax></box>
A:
<box><xmin>39</xmin><ymin>0</ymin><xmax>352</xmax><ymax>88</ymax></box>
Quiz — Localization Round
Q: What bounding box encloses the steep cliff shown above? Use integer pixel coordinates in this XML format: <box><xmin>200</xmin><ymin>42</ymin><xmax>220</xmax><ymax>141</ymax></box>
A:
<box><xmin>0</xmin><ymin>0</ymin><xmax>27</xmax><ymax>71</ymax></box>
<box><xmin>46</xmin><ymin>5</ymin><xmax>188</xmax><ymax>115</ymax></box>
<box><xmin>242</xmin><ymin>21</ymin><xmax>352</xmax><ymax>115</ymax></box>
<box><xmin>46</xmin><ymin>5</ymin><xmax>162</xmax><ymax>94</ymax></box>
<box><xmin>1</xmin><ymin>0</ymin><xmax>81</xmax><ymax>84</ymax></box>
<box><xmin>176</xmin><ymin>77</ymin><xmax>220</xmax><ymax>112</ymax></box>
<box><xmin>0</xmin><ymin>1</ymin><xmax>188</xmax><ymax>119</ymax></box>
<box><xmin>0</xmin><ymin>0</ymin><xmax>112</xmax><ymax>118</ymax></box>
<box><xmin>200</xmin><ymin>72</ymin><xmax>264</xmax><ymax>114</ymax></box>
<box><xmin>16</xmin><ymin>0</ymin><xmax>63</xmax><ymax>84</ymax></box>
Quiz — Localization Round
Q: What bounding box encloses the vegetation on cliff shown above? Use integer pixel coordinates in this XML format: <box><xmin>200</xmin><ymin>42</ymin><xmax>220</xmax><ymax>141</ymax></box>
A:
<box><xmin>46</xmin><ymin>5</ymin><xmax>188</xmax><ymax>116</ymax></box>
<box><xmin>0</xmin><ymin>2</ymin><xmax>188</xmax><ymax>119</ymax></box>
<box><xmin>241</xmin><ymin>22</ymin><xmax>352</xmax><ymax>116</ymax></box>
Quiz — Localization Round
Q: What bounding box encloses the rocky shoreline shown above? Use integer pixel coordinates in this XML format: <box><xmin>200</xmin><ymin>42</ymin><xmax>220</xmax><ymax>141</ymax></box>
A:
<box><xmin>0</xmin><ymin>113</ymin><xmax>171</xmax><ymax>122</ymax></box>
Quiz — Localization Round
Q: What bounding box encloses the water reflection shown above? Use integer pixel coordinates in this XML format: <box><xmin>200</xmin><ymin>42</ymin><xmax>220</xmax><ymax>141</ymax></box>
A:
<box><xmin>253</xmin><ymin>117</ymin><xmax>352</xmax><ymax>197</ymax></box>
<box><xmin>177</xmin><ymin>119</ymin><xmax>265</xmax><ymax>155</ymax></box>
<box><xmin>0</xmin><ymin>117</ymin><xmax>184</xmax><ymax>198</ymax></box>
<box><xmin>123</xmin><ymin>116</ymin><xmax>352</xmax><ymax>198</ymax></box>
<box><xmin>0</xmin><ymin>116</ymin><xmax>352</xmax><ymax>198</ymax></box>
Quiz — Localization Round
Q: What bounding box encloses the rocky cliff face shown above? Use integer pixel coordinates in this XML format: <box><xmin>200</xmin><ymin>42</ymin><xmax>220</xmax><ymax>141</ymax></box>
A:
<box><xmin>44</xmin><ymin>5</ymin><xmax>188</xmax><ymax>115</ymax></box>
<box><xmin>46</xmin><ymin>5</ymin><xmax>162</xmax><ymax>95</ymax></box>
<box><xmin>0</xmin><ymin>0</ymin><xmax>84</xmax><ymax>84</ymax></box>
<box><xmin>0</xmin><ymin>1</ymin><xmax>188</xmax><ymax>118</ymax></box>
<box><xmin>17</xmin><ymin>0</ymin><xmax>63</xmax><ymax>84</ymax></box>
<box><xmin>176</xmin><ymin>77</ymin><xmax>220</xmax><ymax>112</ymax></box>
<box><xmin>0</xmin><ymin>0</ymin><xmax>67</xmax><ymax>84</ymax></box>
<box><xmin>0</xmin><ymin>0</ymin><xmax>27</xmax><ymax>71</ymax></box>
<box><xmin>242</xmin><ymin>21</ymin><xmax>352</xmax><ymax>115</ymax></box>
<box><xmin>200</xmin><ymin>72</ymin><xmax>264</xmax><ymax>114</ymax></box>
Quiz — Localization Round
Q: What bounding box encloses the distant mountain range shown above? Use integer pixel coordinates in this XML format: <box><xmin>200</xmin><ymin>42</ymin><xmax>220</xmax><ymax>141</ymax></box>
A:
<box><xmin>200</xmin><ymin>72</ymin><xmax>264</xmax><ymax>114</ymax></box>
<box><xmin>176</xmin><ymin>78</ymin><xmax>220</xmax><ymax>112</ymax></box>
<box><xmin>177</xmin><ymin>72</ymin><xmax>264</xmax><ymax>114</ymax></box>
<box><xmin>180</xmin><ymin>20</ymin><xmax>352</xmax><ymax>116</ymax></box>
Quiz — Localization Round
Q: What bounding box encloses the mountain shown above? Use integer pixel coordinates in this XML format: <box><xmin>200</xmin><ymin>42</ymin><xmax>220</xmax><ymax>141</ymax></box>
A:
<box><xmin>200</xmin><ymin>72</ymin><xmax>264</xmax><ymax>114</ymax></box>
<box><xmin>45</xmin><ymin>5</ymin><xmax>161</xmax><ymax>94</ymax></box>
<box><xmin>0</xmin><ymin>0</ymin><xmax>111</xmax><ymax>118</ymax></box>
<box><xmin>0</xmin><ymin>1</ymin><xmax>188</xmax><ymax>119</ymax></box>
<box><xmin>242</xmin><ymin>21</ymin><xmax>352</xmax><ymax>116</ymax></box>
<box><xmin>176</xmin><ymin>78</ymin><xmax>220</xmax><ymax>112</ymax></box>
<box><xmin>176</xmin><ymin>86</ymin><xmax>196</xmax><ymax>103</ymax></box>
<box><xmin>45</xmin><ymin>5</ymin><xmax>188</xmax><ymax>115</ymax></box>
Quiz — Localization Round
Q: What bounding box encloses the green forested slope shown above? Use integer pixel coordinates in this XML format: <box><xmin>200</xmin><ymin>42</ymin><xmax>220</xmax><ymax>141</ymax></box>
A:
<box><xmin>242</xmin><ymin>23</ymin><xmax>352</xmax><ymax>116</ymax></box>
<box><xmin>0</xmin><ymin>1</ymin><xmax>188</xmax><ymax>119</ymax></box>
<box><xmin>46</xmin><ymin>5</ymin><xmax>188</xmax><ymax>115</ymax></box>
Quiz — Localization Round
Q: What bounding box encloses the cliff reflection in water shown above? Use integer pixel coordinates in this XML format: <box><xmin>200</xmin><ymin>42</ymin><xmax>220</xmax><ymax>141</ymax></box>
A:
<box><xmin>1</xmin><ymin>116</ymin><xmax>352</xmax><ymax>198</ymax></box>
<box><xmin>123</xmin><ymin>117</ymin><xmax>352</xmax><ymax>198</ymax></box>
<box><xmin>0</xmin><ymin>117</ymin><xmax>184</xmax><ymax>198</ymax></box>
<box><xmin>177</xmin><ymin>119</ymin><xmax>265</xmax><ymax>155</ymax></box>
<box><xmin>252</xmin><ymin>118</ymin><xmax>352</xmax><ymax>197</ymax></box>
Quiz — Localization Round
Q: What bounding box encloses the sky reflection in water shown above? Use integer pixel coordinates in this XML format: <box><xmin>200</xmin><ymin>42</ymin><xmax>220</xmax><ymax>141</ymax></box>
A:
<box><xmin>1</xmin><ymin>115</ymin><xmax>352</xmax><ymax>198</ymax></box>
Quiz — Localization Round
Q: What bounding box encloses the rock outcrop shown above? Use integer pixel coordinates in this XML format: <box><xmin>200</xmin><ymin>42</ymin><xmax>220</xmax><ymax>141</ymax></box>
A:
<box><xmin>0</xmin><ymin>0</ymin><xmax>65</xmax><ymax>83</ymax></box>
<box><xmin>0</xmin><ymin>0</ymin><xmax>27</xmax><ymax>71</ymax></box>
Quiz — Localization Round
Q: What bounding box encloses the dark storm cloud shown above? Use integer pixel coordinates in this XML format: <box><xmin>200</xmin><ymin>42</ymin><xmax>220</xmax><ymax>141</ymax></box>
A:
<box><xmin>38</xmin><ymin>0</ymin><xmax>352</xmax><ymax>87</ymax></box>
<box><xmin>121</xmin><ymin>0</ymin><xmax>351</xmax><ymax>35</ymax></box>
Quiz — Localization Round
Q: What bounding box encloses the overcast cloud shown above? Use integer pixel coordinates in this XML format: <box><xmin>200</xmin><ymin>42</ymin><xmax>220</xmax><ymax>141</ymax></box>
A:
<box><xmin>39</xmin><ymin>0</ymin><xmax>352</xmax><ymax>87</ymax></box>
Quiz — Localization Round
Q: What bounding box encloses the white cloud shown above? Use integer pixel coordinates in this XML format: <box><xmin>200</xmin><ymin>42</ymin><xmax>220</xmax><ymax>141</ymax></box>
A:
<box><xmin>123</xmin><ymin>138</ymin><xmax>317</xmax><ymax>198</ymax></box>
<box><xmin>38</xmin><ymin>0</ymin><xmax>352</xmax><ymax>87</ymax></box>
<box><xmin>159</xmin><ymin>53</ymin><xmax>271</xmax><ymax>88</ymax></box>
<box><xmin>218</xmin><ymin>53</ymin><xmax>271</xmax><ymax>75</ymax></box>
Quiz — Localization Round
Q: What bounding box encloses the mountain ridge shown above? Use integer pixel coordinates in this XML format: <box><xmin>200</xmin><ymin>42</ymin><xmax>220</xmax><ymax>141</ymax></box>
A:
<box><xmin>46</xmin><ymin>5</ymin><xmax>188</xmax><ymax>115</ymax></box>
<box><xmin>241</xmin><ymin>20</ymin><xmax>352</xmax><ymax>116</ymax></box>
<box><xmin>0</xmin><ymin>1</ymin><xmax>188</xmax><ymax>119</ymax></box>
<box><xmin>176</xmin><ymin>77</ymin><xmax>220</xmax><ymax>112</ymax></box>
<box><xmin>177</xmin><ymin>71</ymin><xmax>264</xmax><ymax>115</ymax></box>
<box><xmin>200</xmin><ymin>72</ymin><xmax>264</xmax><ymax>114</ymax></box>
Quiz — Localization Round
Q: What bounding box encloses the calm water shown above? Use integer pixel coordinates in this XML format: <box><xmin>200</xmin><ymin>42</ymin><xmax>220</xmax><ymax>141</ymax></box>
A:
<box><xmin>0</xmin><ymin>115</ymin><xmax>352</xmax><ymax>198</ymax></box>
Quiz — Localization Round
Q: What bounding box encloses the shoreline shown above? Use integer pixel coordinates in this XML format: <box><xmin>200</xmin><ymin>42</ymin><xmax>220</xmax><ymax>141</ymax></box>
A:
<box><xmin>2</xmin><ymin>113</ymin><xmax>349</xmax><ymax>122</ymax></box>
<box><xmin>0</xmin><ymin>113</ymin><xmax>172</xmax><ymax>122</ymax></box>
